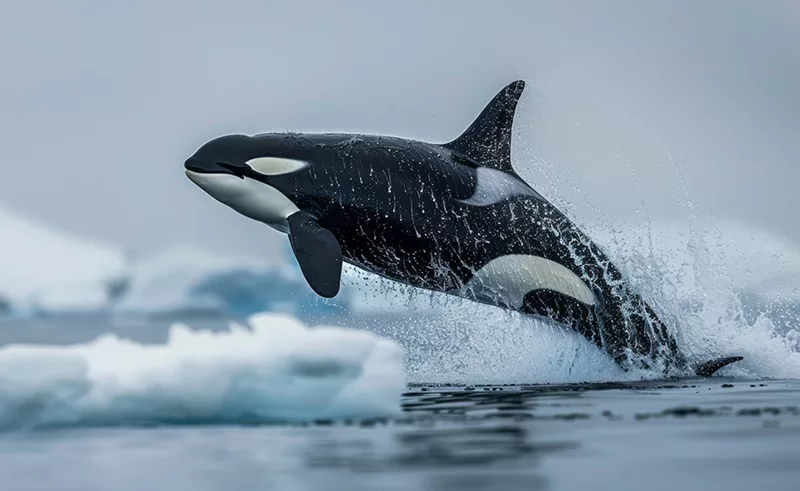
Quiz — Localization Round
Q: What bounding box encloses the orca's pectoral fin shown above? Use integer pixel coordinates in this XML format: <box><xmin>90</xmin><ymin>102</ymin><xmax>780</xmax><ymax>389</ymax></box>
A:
<box><xmin>693</xmin><ymin>356</ymin><xmax>744</xmax><ymax>377</ymax></box>
<box><xmin>287</xmin><ymin>211</ymin><xmax>343</xmax><ymax>298</ymax></box>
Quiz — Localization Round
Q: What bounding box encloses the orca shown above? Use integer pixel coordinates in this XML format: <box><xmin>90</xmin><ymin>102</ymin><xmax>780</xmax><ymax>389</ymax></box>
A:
<box><xmin>184</xmin><ymin>80</ymin><xmax>742</xmax><ymax>377</ymax></box>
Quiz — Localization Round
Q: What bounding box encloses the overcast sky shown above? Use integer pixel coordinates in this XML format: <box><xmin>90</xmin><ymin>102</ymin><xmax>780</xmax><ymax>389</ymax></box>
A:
<box><xmin>0</xmin><ymin>0</ymin><xmax>797</xmax><ymax>259</ymax></box>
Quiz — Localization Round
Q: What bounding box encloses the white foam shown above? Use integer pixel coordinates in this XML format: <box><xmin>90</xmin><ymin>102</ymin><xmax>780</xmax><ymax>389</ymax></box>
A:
<box><xmin>0</xmin><ymin>312</ymin><xmax>406</xmax><ymax>429</ymax></box>
<box><xmin>585</xmin><ymin>218</ymin><xmax>800</xmax><ymax>379</ymax></box>
<box><xmin>404</xmin><ymin>302</ymin><xmax>633</xmax><ymax>385</ymax></box>
<box><xmin>677</xmin><ymin>296</ymin><xmax>800</xmax><ymax>379</ymax></box>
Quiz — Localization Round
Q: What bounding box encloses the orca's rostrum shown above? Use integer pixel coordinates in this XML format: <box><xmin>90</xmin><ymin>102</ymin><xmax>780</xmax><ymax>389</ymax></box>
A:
<box><xmin>184</xmin><ymin>80</ymin><xmax>742</xmax><ymax>377</ymax></box>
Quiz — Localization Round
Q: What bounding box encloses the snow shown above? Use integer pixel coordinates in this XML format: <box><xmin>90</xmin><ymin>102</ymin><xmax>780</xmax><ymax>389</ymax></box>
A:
<box><xmin>0</xmin><ymin>312</ymin><xmax>406</xmax><ymax>429</ymax></box>
<box><xmin>0</xmin><ymin>204</ymin><xmax>127</xmax><ymax>312</ymax></box>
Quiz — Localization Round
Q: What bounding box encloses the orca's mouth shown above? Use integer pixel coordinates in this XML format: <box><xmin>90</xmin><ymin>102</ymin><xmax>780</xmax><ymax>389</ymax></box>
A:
<box><xmin>184</xmin><ymin>158</ymin><xmax>248</xmax><ymax>180</ymax></box>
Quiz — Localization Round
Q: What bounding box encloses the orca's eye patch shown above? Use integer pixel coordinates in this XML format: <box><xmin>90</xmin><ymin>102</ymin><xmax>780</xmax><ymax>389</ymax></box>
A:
<box><xmin>246</xmin><ymin>157</ymin><xmax>308</xmax><ymax>176</ymax></box>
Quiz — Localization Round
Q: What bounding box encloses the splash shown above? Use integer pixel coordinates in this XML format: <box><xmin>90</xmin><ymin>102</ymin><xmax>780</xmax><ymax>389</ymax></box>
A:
<box><xmin>0</xmin><ymin>312</ymin><xmax>406</xmax><ymax>430</ymax></box>
<box><xmin>343</xmin><ymin>276</ymin><xmax>645</xmax><ymax>385</ymax></box>
<box><xmin>343</xmin><ymin>217</ymin><xmax>800</xmax><ymax>384</ymax></box>
<box><xmin>591</xmin><ymin>218</ymin><xmax>800</xmax><ymax>380</ymax></box>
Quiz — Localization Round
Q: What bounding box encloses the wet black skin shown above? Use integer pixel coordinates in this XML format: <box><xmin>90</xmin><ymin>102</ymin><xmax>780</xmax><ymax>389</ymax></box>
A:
<box><xmin>184</xmin><ymin>81</ymin><xmax>742</xmax><ymax>377</ymax></box>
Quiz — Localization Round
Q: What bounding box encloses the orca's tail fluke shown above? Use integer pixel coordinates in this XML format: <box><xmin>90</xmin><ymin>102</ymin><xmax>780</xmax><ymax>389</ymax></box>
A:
<box><xmin>692</xmin><ymin>356</ymin><xmax>744</xmax><ymax>377</ymax></box>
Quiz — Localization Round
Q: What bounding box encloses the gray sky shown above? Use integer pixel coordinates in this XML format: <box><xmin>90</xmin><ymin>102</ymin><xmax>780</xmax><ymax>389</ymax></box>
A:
<box><xmin>0</xmin><ymin>0</ymin><xmax>797</xmax><ymax>259</ymax></box>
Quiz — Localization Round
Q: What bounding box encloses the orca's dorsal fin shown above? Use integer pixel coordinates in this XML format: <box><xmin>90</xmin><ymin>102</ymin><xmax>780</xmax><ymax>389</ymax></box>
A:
<box><xmin>443</xmin><ymin>80</ymin><xmax>526</xmax><ymax>174</ymax></box>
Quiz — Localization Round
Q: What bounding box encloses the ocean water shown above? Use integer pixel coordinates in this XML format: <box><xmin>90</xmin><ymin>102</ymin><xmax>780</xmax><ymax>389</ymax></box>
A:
<box><xmin>1</xmin><ymin>209</ymin><xmax>799</xmax><ymax>491</ymax></box>
<box><xmin>0</xmin><ymin>310</ymin><xmax>798</xmax><ymax>491</ymax></box>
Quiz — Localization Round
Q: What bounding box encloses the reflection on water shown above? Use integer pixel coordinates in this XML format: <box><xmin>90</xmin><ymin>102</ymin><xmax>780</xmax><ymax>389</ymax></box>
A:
<box><xmin>308</xmin><ymin>423</ymin><xmax>577</xmax><ymax>468</ymax></box>
<box><xmin>307</xmin><ymin>423</ymin><xmax>576</xmax><ymax>490</ymax></box>
<box><xmin>303</xmin><ymin>380</ymin><xmax>800</xmax><ymax>491</ymax></box>
<box><xmin>300</xmin><ymin>385</ymin><xmax>612</xmax><ymax>490</ymax></box>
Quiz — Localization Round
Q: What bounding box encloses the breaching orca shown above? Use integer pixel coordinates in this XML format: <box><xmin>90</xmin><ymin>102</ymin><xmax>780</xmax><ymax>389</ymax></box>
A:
<box><xmin>184</xmin><ymin>80</ymin><xmax>742</xmax><ymax>377</ymax></box>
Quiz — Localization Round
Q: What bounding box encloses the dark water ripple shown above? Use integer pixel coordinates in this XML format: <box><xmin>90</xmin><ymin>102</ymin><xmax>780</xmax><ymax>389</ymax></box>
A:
<box><xmin>293</xmin><ymin>379</ymin><xmax>800</xmax><ymax>491</ymax></box>
<box><xmin>0</xmin><ymin>378</ymin><xmax>797</xmax><ymax>491</ymax></box>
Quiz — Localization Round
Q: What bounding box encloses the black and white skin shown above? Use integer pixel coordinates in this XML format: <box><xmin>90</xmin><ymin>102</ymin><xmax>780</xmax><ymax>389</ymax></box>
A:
<box><xmin>184</xmin><ymin>80</ymin><xmax>742</xmax><ymax>377</ymax></box>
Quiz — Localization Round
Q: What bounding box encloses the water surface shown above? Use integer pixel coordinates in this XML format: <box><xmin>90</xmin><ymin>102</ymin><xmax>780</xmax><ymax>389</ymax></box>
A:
<box><xmin>1</xmin><ymin>378</ymin><xmax>797</xmax><ymax>491</ymax></box>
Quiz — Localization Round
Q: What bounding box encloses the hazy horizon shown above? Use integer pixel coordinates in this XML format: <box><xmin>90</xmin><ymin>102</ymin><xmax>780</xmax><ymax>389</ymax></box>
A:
<box><xmin>1</xmin><ymin>0</ymin><xmax>797</xmax><ymax>261</ymax></box>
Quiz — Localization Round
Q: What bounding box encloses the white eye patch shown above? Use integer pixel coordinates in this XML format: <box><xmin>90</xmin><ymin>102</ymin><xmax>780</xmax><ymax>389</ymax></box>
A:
<box><xmin>246</xmin><ymin>157</ymin><xmax>308</xmax><ymax>176</ymax></box>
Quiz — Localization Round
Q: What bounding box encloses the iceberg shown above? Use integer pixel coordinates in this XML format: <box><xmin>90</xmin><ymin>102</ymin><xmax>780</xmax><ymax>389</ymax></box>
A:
<box><xmin>0</xmin><ymin>202</ymin><xmax>352</xmax><ymax>317</ymax></box>
<box><xmin>0</xmin><ymin>312</ymin><xmax>406</xmax><ymax>430</ymax></box>
<box><xmin>111</xmin><ymin>243</ymin><xmax>350</xmax><ymax>318</ymax></box>
<box><xmin>0</xmin><ymin>203</ymin><xmax>127</xmax><ymax>314</ymax></box>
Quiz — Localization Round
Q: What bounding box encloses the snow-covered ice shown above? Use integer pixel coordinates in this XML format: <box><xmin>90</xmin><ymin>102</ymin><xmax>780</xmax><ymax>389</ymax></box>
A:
<box><xmin>0</xmin><ymin>312</ymin><xmax>406</xmax><ymax>429</ymax></box>
<box><xmin>0</xmin><ymin>203</ymin><xmax>126</xmax><ymax>313</ymax></box>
